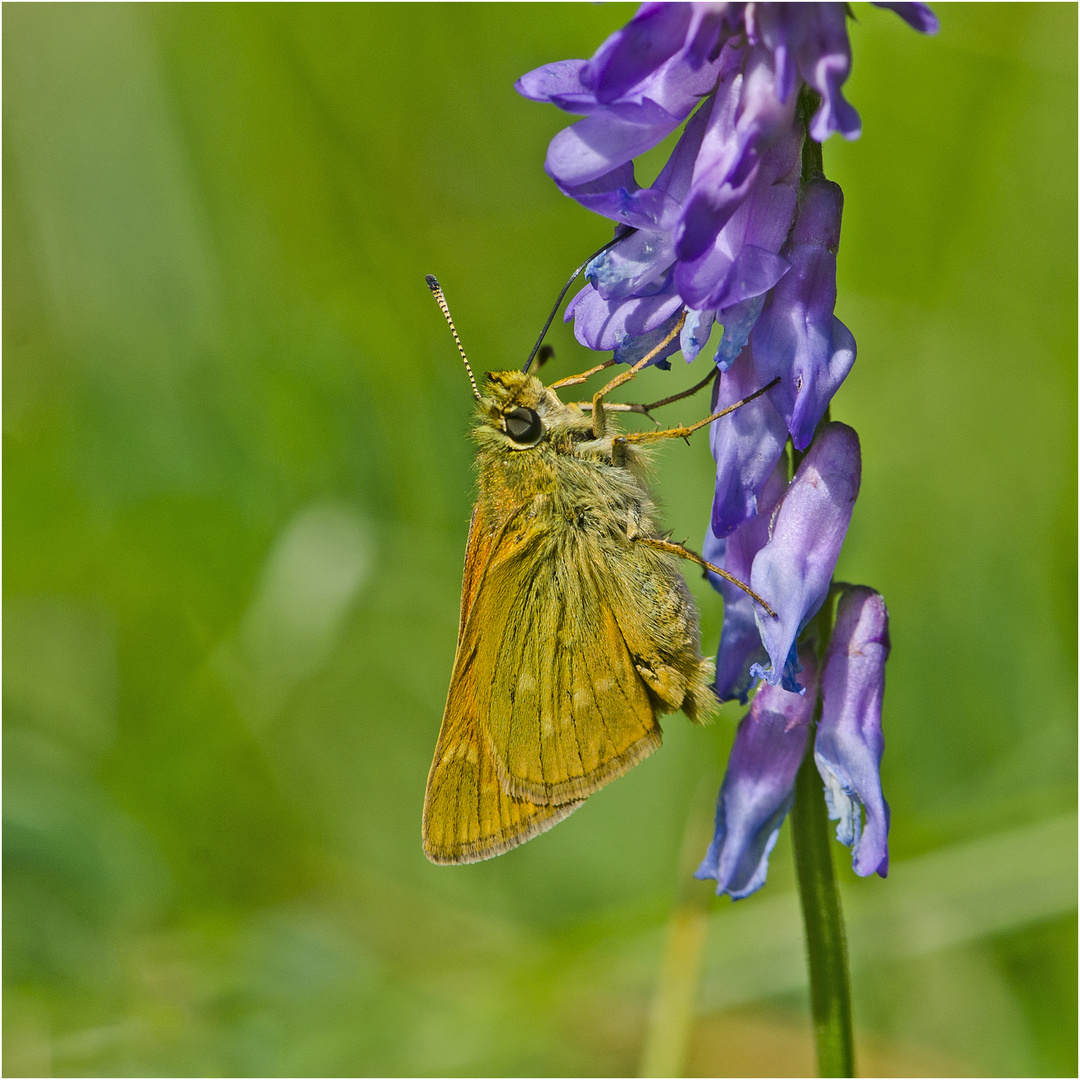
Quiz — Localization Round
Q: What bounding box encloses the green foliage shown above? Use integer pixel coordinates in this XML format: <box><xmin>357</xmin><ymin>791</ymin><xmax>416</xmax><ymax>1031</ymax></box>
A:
<box><xmin>4</xmin><ymin>4</ymin><xmax>1076</xmax><ymax>1075</ymax></box>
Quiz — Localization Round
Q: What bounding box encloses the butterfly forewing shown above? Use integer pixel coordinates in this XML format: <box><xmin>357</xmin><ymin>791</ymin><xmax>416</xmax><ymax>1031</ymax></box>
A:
<box><xmin>473</xmin><ymin>528</ymin><xmax>662</xmax><ymax>805</ymax></box>
<box><xmin>423</xmin><ymin>502</ymin><xmax>585</xmax><ymax>864</ymax></box>
<box><xmin>423</xmin><ymin>644</ymin><xmax>583</xmax><ymax>864</ymax></box>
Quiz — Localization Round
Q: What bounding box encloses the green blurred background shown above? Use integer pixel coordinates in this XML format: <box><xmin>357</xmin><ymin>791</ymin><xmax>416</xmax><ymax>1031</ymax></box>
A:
<box><xmin>4</xmin><ymin>3</ymin><xmax>1076</xmax><ymax>1076</ymax></box>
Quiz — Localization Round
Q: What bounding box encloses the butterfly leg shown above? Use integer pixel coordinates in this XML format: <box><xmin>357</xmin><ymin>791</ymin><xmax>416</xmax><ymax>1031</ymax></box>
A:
<box><xmin>628</xmin><ymin>531</ymin><xmax>778</xmax><ymax>618</ymax></box>
<box><xmin>583</xmin><ymin>310</ymin><xmax>688</xmax><ymax>438</ymax></box>
<box><xmin>569</xmin><ymin>365</ymin><xmax>716</xmax><ymax>427</ymax></box>
<box><xmin>620</xmin><ymin>376</ymin><xmax>781</xmax><ymax>445</ymax></box>
<box><xmin>549</xmin><ymin>358</ymin><xmax>618</xmax><ymax>391</ymax></box>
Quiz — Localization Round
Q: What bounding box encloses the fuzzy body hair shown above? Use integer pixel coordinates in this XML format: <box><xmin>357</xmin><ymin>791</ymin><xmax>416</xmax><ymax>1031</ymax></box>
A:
<box><xmin>470</xmin><ymin>369</ymin><xmax>717</xmax><ymax>725</ymax></box>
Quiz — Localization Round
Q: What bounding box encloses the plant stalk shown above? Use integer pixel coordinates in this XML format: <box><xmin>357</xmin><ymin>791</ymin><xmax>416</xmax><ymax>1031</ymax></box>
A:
<box><xmin>790</xmin><ymin>597</ymin><xmax>856</xmax><ymax>1077</ymax></box>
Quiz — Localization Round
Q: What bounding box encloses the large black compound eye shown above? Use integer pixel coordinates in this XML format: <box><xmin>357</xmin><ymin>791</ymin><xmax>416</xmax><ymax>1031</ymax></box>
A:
<box><xmin>503</xmin><ymin>406</ymin><xmax>544</xmax><ymax>445</ymax></box>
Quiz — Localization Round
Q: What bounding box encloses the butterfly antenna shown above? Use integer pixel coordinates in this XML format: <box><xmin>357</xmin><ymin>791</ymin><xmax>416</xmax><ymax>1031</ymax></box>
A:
<box><xmin>426</xmin><ymin>275</ymin><xmax>481</xmax><ymax>400</ymax></box>
<box><xmin>521</xmin><ymin>228</ymin><xmax>638</xmax><ymax>374</ymax></box>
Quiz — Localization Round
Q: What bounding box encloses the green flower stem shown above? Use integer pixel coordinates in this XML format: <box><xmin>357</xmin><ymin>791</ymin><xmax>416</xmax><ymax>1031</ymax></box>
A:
<box><xmin>792</xmin><ymin>737</ymin><xmax>856</xmax><ymax>1077</ymax></box>
<box><xmin>791</xmin><ymin>597</ymin><xmax>856</xmax><ymax>1077</ymax></box>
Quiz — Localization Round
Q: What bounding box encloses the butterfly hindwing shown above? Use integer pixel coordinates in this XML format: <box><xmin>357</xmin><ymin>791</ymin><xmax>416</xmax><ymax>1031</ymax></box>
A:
<box><xmin>422</xmin><ymin>641</ymin><xmax>583</xmax><ymax>864</ymax></box>
<box><xmin>470</xmin><ymin>521</ymin><xmax>662</xmax><ymax>806</ymax></box>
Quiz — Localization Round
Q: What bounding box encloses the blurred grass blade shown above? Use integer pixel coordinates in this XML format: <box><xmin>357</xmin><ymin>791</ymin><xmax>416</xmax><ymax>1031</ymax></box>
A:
<box><xmin>697</xmin><ymin>813</ymin><xmax>1078</xmax><ymax>1013</ymax></box>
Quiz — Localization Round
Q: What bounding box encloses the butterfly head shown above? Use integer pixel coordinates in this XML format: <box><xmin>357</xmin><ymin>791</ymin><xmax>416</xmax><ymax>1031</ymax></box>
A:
<box><xmin>474</xmin><ymin>370</ymin><xmax>586</xmax><ymax>452</ymax></box>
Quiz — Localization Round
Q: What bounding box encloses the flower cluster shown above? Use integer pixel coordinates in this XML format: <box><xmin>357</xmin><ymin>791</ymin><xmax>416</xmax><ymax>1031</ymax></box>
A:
<box><xmin>695</xmin><ymin>579</ymin><xmax>891</xmax><ymax>896</ymax></box>
<box><xmin>697</xmin><ymin>428</ymin><xmax>892</xmax><ymax>894</ymax></box>
<box><xmin>519</xmin><ymin>2</ymin><xmax>935</xmax><ymax>896</ymax></box>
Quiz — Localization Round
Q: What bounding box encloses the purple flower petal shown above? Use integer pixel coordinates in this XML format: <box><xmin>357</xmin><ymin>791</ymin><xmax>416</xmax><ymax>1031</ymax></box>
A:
<box><xmin>696</xmin><ymin>650</ymin><xmax>819</xmax><ymax>898</ymax></box>
<box><xmin>714</xmin><ymin>295</ymin><xmax>766</xmax><ymax>370</ymax></box>
<box><xmin>544</xmin><ymin>42</ymin><xmax>729</xmax><ymax>187</ymax></box>
<box><xmin>705</xmin><ymin>454</ymin><xmax>789</xmax><ymax>703</ymax></box>
<box><xmin>710</xmin><ymin>589</ymin><xmax>766</xmax><ymax>705</ymax></box>
<box><xmin>752</xmin><ymin>179</ymin><xmax>856</xmax><ymax>450</ymax></box>
<box><xmin>669</xmin><ymin>62</ymin><xmax>743</xmax><ymax>261</ymax></box>
<box><xmin>678</xmin><ymin>159</ymin><xmax>762</xmax><ymax>263</ymax></box>
<box><xmin>683</xmin><ymin>6</ymin><xmax>740</xmax><ymax>68</ymax></box>
<box><xmin>546</xmin><ymin>109</ymin><xmax>684</xmax><ymax>188</ymax></box>
<box><xmin>680</xmin><ymin>305</ymin><xmax>717</xmax><ymax>363</ymax></box>
<box><xmin>788</xmin><ymin>175</ymin><xmax>843</xmax><ymax>250</ymax></box>
<box><xmin>871</xmin><ymin>2</ymin><xmax>940</xmax><ymax>34</ymax></box>
<box><xmin>710</xmin><ymin>244</ymin><xmax>791</xmax><ymax>311</ymax></box>
<box><xmin>709</xmin><ymin>344</ymin><xmax>789</xmax><ymax>537</ymax></box>
<box><xmin>585</xmin><ymin>2</ymin><xmax>693</xmax><ymax>103</ymax></box>
<box><xmin>752</xmin><ymin>3</ymin><xmax>861</xmax><ymax>141</ymax></box>
<box><xmin>613</xmin><ymin>307</ymin><xmax>684</xmax><ymax>367</ymax></box>
<box><xmin>587</xmin><ymin>228</ymin><xmax>677</xmax><ymax>301</ymax></box>
<box><xmin>816</xmin><ymin>586</ymin><xmax>891</xmax><ymax>878</ymax></box>
<box><xmin>515</xmin><ymin>60</ymin><xmax>593</xmax><ymax>109</ymax></box>
<box><xmin>675</xmin><ymin>47</ymin><xmax>797</xmax><ymax>263</ymax></box>
<box><xmin>651</xmin><ymin>94</ymin><xmax>715</xmax><ymax>204</ymax></box>
<box><xmin>750</xmin><ymin>422</ymin><xmax>861</xmax><ymax>692</ymax></box>
<box><xmin>806</xmin><ymin>52</ymin><xmax>861</xmax><ymax>142</ymax></box>
<box><xmin>556</xmin><ymin>164</ymin><xmax>685</xmax><ymax>232</ymax></box>
<box><xmin>673</xmin><ymin>121</ymin><xmax>801</xmax><ymax>309</ymax></box>
<box><xmin>673</xmin><ymin>236</ymin><xmax>738</xmax><ymax>311</ymax></box>
<box><xmin>565</xmin><ymin>283</ymin><xmax>682</xmax><ymax>355</ymax></box>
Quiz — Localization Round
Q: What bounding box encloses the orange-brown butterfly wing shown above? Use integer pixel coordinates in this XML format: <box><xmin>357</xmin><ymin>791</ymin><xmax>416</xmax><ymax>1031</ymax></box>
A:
<box><xmin>454</xmin><ymin>505</ymin><xmax>491</xmax><ymax>646</ymax></box>
<box><xmin>471</xmin><ymin>524</ymin><xmax>662</xmax><ymax>806</ymax></box>
<box><xmin>423</xmin><ymin>504</ymin><xmax>582</xmax><ymax>865</ymax></box>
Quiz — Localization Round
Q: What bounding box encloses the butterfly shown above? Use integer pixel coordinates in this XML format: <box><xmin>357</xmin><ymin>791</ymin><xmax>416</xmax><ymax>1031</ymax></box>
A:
<box><xmin>421</xmin><ymin>276</ymin><xmax>775</xmax><ymax>864</ymax></box>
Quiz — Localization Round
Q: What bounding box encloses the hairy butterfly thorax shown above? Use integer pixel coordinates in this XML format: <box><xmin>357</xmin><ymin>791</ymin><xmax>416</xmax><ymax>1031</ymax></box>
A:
<box><xmin>473</xmin><ymin>369</ymin><xmax>655</xmax><ymax>531</ymax></box>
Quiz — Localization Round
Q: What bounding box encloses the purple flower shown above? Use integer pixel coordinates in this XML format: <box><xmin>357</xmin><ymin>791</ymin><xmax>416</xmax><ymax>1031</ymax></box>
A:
<box><xmin>705</xmin><ymin>453</ymin><xmax>788</xmax><ymax>704</ymax></box>
<box><xmin>672</xmin><ymin>111</ymin><xmax>802</xmax><ymax>313</ymax></box>
<box><xmin>749</xmin><ymin>3</ymin><xmax>858</xmax><ymax>141</ymax></box>
<box><xmin>750</xmin><ymin>422</ymin><xmax>861</xmax><ymax>692</ymax></box>
<box><xmin>518</xmin><ymin>3</ymin><xmax>926</xmax><ymax>897</ymax></box>
<box><xmin>672</xmin><ymin>45</ymin><xmax>800</xmax><ymax>271</ymax></box>
<box><xmin>547</xmin><ymin>45</ymin><xmax>804</xmax><ymax>368</ymax></box>
<box><xmin>566</xmin><ymin>86</ymin><xmax>803</xmax><ymax>368</ymax></box>
<box><xmin>816</xmin><ymin>585</ymin><xmax>891</xmax><ymax>877</ymax></box>
<box><xmin>514</xmin><ymin>13</ymin><xmax>729</xmax><ymax>192</ymax></box>
<box><xmin>698</xmin><ymin>586</ymin><xmax>893</xmax><ymax>898</ymax></box>
<box><xmin>709</xmin><ymin>344</ymin><xmax>788</xmax><ymax>538</ymax></box>
<box><xmin>752</xmin><ymin>178</ymin><xmax>856</xmax><ymax>451</ymax></box>
<box><xmin>696</xmin><ymin>649</ymin><xmax>819</xmax><ymax>899</ymax></box>
<box><xmin>518</xmin><ymin>2</ymin><xmax>936</xmax><ymax>372</ymax></box>
<box><xmin>519</xmin><ymin>3</ymin><xmax>937</xmax><ymax>189</ymax></box>
<box><xmin>565</xmin><ymin>285</ymin><xmax>684</xmax><ymax>364</ymax></box>
<box><xmin>564</xmin><ymin>102</ymin><xmax>714</xmax><ymax>362</ymax></box>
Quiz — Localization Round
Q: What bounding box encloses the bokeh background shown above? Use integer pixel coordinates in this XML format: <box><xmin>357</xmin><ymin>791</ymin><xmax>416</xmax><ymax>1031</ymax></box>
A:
<box><xmin>4</xmin><ymin>3</ymin><xmax>1076</xmax><ymax>1076</ymax></box>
